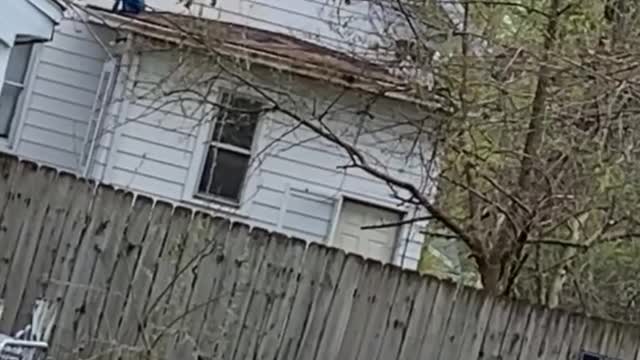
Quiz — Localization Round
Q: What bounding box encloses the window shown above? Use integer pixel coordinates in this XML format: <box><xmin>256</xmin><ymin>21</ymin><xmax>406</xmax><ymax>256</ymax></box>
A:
<box><xmin>0</xmin><ymin>43</ymin><xmax>32</xmax><ymax>138</ymax></box>
<box><xmin>197</xmin><ymin>92</ymin><xmax>263</xmax><ymax>203</ymax></box>
<box><xmin>333</xmin><ymin>199</ymin><xmax>402</xmax><ymax>262</ymax></box>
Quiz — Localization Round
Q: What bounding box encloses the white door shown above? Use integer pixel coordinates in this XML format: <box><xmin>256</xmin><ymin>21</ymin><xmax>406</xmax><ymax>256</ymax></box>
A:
<box><xmin>333</xmin><ymin>200</ymin><xmax>402</xmax><ymax>262</ymax></box>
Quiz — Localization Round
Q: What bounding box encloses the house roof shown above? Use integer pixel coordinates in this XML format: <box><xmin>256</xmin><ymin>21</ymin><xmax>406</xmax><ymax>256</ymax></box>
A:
<box><xmin>50</xmin><ymin>0</ymin><xmax>67</xmax><ymax>11</ymax></box>
<box><xmin>84</xmin><ymin>5</ymin><xmax>445</xmax><ymax>107</ymax></box>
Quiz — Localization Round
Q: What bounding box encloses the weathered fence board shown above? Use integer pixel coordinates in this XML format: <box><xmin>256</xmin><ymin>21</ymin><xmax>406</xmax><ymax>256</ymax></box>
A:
<box><xmin>0</xmin><ymin>154</ymin><xmax>638</xmax><ymax>360</ymax></box>
<box><xmin>83</xmin><ymin>191</ymin><xmax>133</xmax><ymax>356</ymax></box>
<box><xmin>335</xmin><ymin>259</ymin><xmax>384</xmax><ymax>360</ymax></box>
<box><xmin>99</xmin><ymin>195</ymin><xmax>153</xmax><ymax>349</ymax></box>
<box><xmin>437</xmin><ymin>285</ymin><xmax>474</xmax><ymax>360</ymax></box>
<box><xmin>0</xmin><ymin>166</ymin><xmax>56</xmax><ymax>332</ymax></box>
<box><xmin>118</xmin><ymin>200</ymin><xmax>172</xmax><ymax>349</ymax></box>
<box><xmin>378</xmin><ymin>270</ymin><xmax>420</xmax><ymax>360</ymax></box>
<box><xmin>457</xmin><ymin>289</ymin><xmax>495</xmax><ymax>358</ymax></box>
<box><xmin>0</xmin><ymin>162</ymin><xmax>42</xmax><ymax>303</ymax></box>
<box><xmin>15</xmin><ymin>172</ymin><xmax>74</xmax><ymax>330</ymax></box>
<box><xmin>256</xmin><ymin>235</ymin><xmax>305</xmax><ymax>360</ymax></box>
<box><xmin>314</xmin><ymin>253</ymin><xmax>364</xmax><ymax>360</ymax></box>
<box><xmin>276</xmin><ymin>242</ymin><xmax>325</xmax><ymax>360</ymax></box>
<box><xmin>397</xmin><ymin>274</ymin><xmax>439</xmax><ymax>360</ymax></box>
<box><xmin>190</xmin><ymin>218</ymin><xmax>229</xmax><ymax>348</ymax></box>
<box><xmin>355</xmin><ymin>265</ymin><xmax>401</xmax><ymax>360</ymax></box>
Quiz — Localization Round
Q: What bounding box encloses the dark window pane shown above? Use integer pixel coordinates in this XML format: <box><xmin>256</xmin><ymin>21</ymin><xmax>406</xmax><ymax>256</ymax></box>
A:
<box><xmin>0</xmin><ymin>84</ymin><xmax>21</xmax><ymax>137</ymax></box>
<box><xmin>212</xmin><ymin>95</ymin><xmax>262</xmax><ymax>149</ymax></box>
<box><xmin>6</xmin><ymin>43</ymin><xmax>32</xmax><ymax>84</ymax></box>
<box><xmin>198</xmin><ymin>147</ymin><xmax>250</xmax><ymax>201</ymax></box>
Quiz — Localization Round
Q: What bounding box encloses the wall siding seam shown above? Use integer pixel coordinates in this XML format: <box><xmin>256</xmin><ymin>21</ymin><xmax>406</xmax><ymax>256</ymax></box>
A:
<box><xmin>115</xmin><ymin>148</ymin><xmax>190</xmax><ymax>171</ymax></box>
<box><xmin>22</xmin><ymin>123</ymin><xmax>86</xmax><ymax>141</ymax></box>
<box><xmin>34</xmin><ymin>75</ymin><xmax>99</xmax><ymax>96</ymax></box>
<box><xmin>30</xmin><ymin>90</ymin><xmax>94</xmax><ymax>109</ymax></box>
<box><xmin>26</xmin><ymin>108</ymin><xmax>91</xmax><ymax>127</ymax></box>
<box><xmin>111</xmin><ymin>165</ymin><xmax>186</xmax><ymax>187</ymax></box>
<box><xmin>19</xmin><ymin>139</ymin><xmax>79</xmax><ymax>157</ymax></box>
<box><xmin>260</xmin><ymin>168</ymin><xmax>399</xmax><ymax>206</ymax></box>
<box><xmin>120</xmin><ymin>132</ymin><xmax>195</xmax><ymax>153</ymax></box>
<box><xmin>266</xmin><ymin>152</ymin><xmax>413</xmax><ymax>188</ymax></box>
<box><xmin>37</xmin><ymin>60</ymin><xmax>103</xmax><ymax>78</ymax></box>
<box><xmin>44</xmin><ymin>41</ymin><xmax>107</xmax><ymax>61</ymax></box>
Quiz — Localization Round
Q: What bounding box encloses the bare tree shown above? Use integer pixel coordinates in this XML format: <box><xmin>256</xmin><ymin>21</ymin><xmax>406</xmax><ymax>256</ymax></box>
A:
<box><xmin>77</xmin><ymin>0</ymin><xmax>640</xmax><ymax>316</ymax></box>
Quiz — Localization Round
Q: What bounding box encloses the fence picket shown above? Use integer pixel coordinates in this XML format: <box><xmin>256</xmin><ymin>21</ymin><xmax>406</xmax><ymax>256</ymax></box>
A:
<box><xmin>255</xmin><ymin>235</ymin><xmax>306</xmax><ymax>360</ymax></box>
<box><xmin>53</xmin><ymin>185</ymin><xmax>117</xmax><ymax>355</ymax></box>
<box><xmin>15</xmin><ymin>172</ymin><xmax>76</xmax><ymax>330</ymax></box>
<box><xmin>82</xmin><ymin>190</ymin><xmax>134</xmax><ymax>356</ymax></box>
<box><xmin>232</xmin><ymin>231</ymin><xmax>286</xmax><ymax>360</ymax></box>
<box><xmin>98</xmin><ymin>195</ymin><xmax>153</xmax><ymax>352</ymax></box>
<box><xmin>457</xmin><ymin>289</ymin><xmax>495</xmax><ymax>359</ymax></box>
<box><xmin>314</xmin><ymin>253</ymin><xmax>364</xmax><ymax>360</ymax></box>
<box><xmin>0</xmin><ymin>165</ymin><xmax>57</xmax><ymax>333</ymax></box>
<box><xmin>296</xmin><ymin>247</ymin><xmax>346</xmax><ymax>360</ymax></box>
<box><xmin>144</xmin><ymin>206</ymin><xmax>192</xmax><ymax>354</ymax></box>
<box><xmin>377</xmin><ymin>270</ymin><xmax>421</xmax><ymax>360</ymax></box>
<box><xmin>0</xmin><ymin>162</ymin><xmax>43</xmax><ymax>302</ymax></box>
<box><xmin>437</xmin><ymin>286</ymin><xmax>475</xmax><ymax>360</ymax></box>
<box><xmin>355</xmin><ymin>265</ymin><xmax>402</xmax><ymax>360</ymax></box>
<box><xmin>275</xmin><ymin>243</ymin><xmax>326</xmax><ymax>360</ymax></box>
<box><xmin>397</xmin><ymin>275</ymin><xmax>440</xmax><ymax>360</ymax></box>
<box><xmin>118</xmin><ymin>200</ymin><xmax>172</xmax><ymax>349</ymax></box>
<box><xmin>500</xmin><ymin>301</ymin><xmax>532</xmax><ymax>360</ymax></box>
<box><xmin>191</xmin><ymin>218</ymin><xmax>231</xmax><ymax>351</ymax></box>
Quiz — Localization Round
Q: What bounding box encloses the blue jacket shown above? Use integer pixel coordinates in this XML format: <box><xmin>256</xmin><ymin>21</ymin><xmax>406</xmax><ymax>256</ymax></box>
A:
<box><xmin>113</xmin><ymin>0</ymin><xmax>145</xmax><ymax>13</ymax></box>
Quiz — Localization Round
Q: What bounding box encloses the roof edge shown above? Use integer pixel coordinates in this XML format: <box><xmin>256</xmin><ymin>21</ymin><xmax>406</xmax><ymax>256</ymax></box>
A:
<box><xmin>85</xmin><ymin>6</ymin><xmax>444</xmax><ymax>108</ymax></box>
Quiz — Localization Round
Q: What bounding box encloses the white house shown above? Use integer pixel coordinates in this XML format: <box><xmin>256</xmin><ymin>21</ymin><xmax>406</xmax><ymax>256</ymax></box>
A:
<box><xmin>0</xmin><ymin>0</ymin><xmax>64</xmax><ymax>147</ymax></box>
<box><xmin>81</xmin><ymin>0</ymin><xmax>413</xmax><ymax>57</ymax></box>
<box><xmin>0</xmin><ymin>3</ymin><xmax>441</xmax><ymax>270</ymax></box>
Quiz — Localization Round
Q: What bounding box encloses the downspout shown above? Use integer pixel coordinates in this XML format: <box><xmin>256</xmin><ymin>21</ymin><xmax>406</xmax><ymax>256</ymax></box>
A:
<box><xmin>81</xmin><ymin>58</ymin><xmax>117</xmax><ymax>177</ymax></box>
<box><xmin>68</xmin><ymin>2</ymin><xmax>120</xmax><ymax>177</ymax></box>
<box><xmin>101</xmin><ymin>33</ymin><xmax>137</xmax><ymax>183</ymax></box>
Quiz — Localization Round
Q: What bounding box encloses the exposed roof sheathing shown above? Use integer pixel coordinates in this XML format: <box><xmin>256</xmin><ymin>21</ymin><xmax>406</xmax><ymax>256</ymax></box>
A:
<box><xmin>86</xmin><ymin>5</ymin><xmax>443</xmax><ymax>106</ymax></box>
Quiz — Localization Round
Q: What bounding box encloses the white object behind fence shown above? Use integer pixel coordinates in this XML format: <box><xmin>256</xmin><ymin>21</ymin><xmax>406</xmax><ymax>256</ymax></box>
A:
<box><xmin>0</xmin><ymin>300</ymin><xmax>56</xmax><ymax>360</ymax></box>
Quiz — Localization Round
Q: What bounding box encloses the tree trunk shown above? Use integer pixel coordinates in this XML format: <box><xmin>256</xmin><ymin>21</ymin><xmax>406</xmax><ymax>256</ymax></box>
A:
<box><xmin>481</xmin><ymin>0</ymin><xmax>562</xmax><ymax>296</ymax></box>
<box><xmin>477</xmin><ymin>259</ymin><xmax>502</xmax><ymax>295</ymax></box>
<box><xmin>546</xmin><ymin>214</ymin><xmax>587</xmax><ymax>307</ymax></box>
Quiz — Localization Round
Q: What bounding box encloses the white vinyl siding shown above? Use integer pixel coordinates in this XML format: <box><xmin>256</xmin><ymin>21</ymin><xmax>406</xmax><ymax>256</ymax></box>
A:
<box><xmin>250</xmin><ymin>119</ymin><xmax>427</xmax><ymax>268</ymax></box>
<box><xmin>90</xmin><ymin>49</ymin><xmax>428</xmax><ymax>269</ymax></box>
<box><xmin>0</xmin><ymin>14</ymin><xmax>427</xmax><ymax>268</ymax></box>
<box><xmin>14</xmin><ymin>19</ymin><xmax>114</xmax><ymax>172</ymax></box>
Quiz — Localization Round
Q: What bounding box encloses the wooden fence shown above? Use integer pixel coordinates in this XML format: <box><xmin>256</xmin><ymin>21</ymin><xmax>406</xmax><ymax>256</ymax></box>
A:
<box><xmin>0</xmin><ymin>153</ymin><xmax>638</xmax><ymax>360</ymax></box>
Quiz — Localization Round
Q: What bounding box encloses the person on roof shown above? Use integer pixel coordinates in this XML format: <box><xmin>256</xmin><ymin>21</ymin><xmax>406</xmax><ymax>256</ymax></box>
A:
<box><xmin>112</xmin><ymin>0</ymin><xmax>145</xmax><ymax>14</ymax></box>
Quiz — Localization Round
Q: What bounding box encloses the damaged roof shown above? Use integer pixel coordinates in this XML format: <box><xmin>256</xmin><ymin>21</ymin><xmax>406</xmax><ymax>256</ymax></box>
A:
<box><xmin>84</xmin><ymin>5</ymin><xmax>442</xmax><ymax>106</ymax></box>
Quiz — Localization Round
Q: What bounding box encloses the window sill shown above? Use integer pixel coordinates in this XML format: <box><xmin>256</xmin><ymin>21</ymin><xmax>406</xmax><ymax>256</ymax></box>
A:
<box><xmin>181</xmin><ymin>195</ymin><xmax>249</xmax><ymax>220</ymax></box>
<box><xmin>0</xmin><ymin>138</ymin><xmax>15</xmax><ymax>155</ymax></box>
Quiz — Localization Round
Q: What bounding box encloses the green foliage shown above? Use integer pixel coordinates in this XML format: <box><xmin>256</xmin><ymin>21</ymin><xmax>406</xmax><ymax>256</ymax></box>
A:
<box><xmin>412</xmin><ymin>0</ymin><xmax>640</xmax><ymax>317</ymax></box>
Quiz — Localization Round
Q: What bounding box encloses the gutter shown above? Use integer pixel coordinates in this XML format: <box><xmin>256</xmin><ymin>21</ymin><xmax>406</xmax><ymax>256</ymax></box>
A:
<box><xmin>26</xmin><ymin>0</ymin><xmax>65</xmax><ymax>24</ymax></box>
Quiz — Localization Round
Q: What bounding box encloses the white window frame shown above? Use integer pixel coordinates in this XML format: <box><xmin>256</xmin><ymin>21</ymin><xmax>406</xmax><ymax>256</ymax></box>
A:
<box><xmin>184</xmin><ymin>89</ymin><xmax>265</xmax><ymax>209</ymax></box>
<box><xmin>0</xmin><ymin>42</ymin><xmax>40</xmax><ymax>150</ymax></box>
<box><xmin>328</xmin><ymin>193</ymin><xmax>410</xmax><ymax>263</ymax></box>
